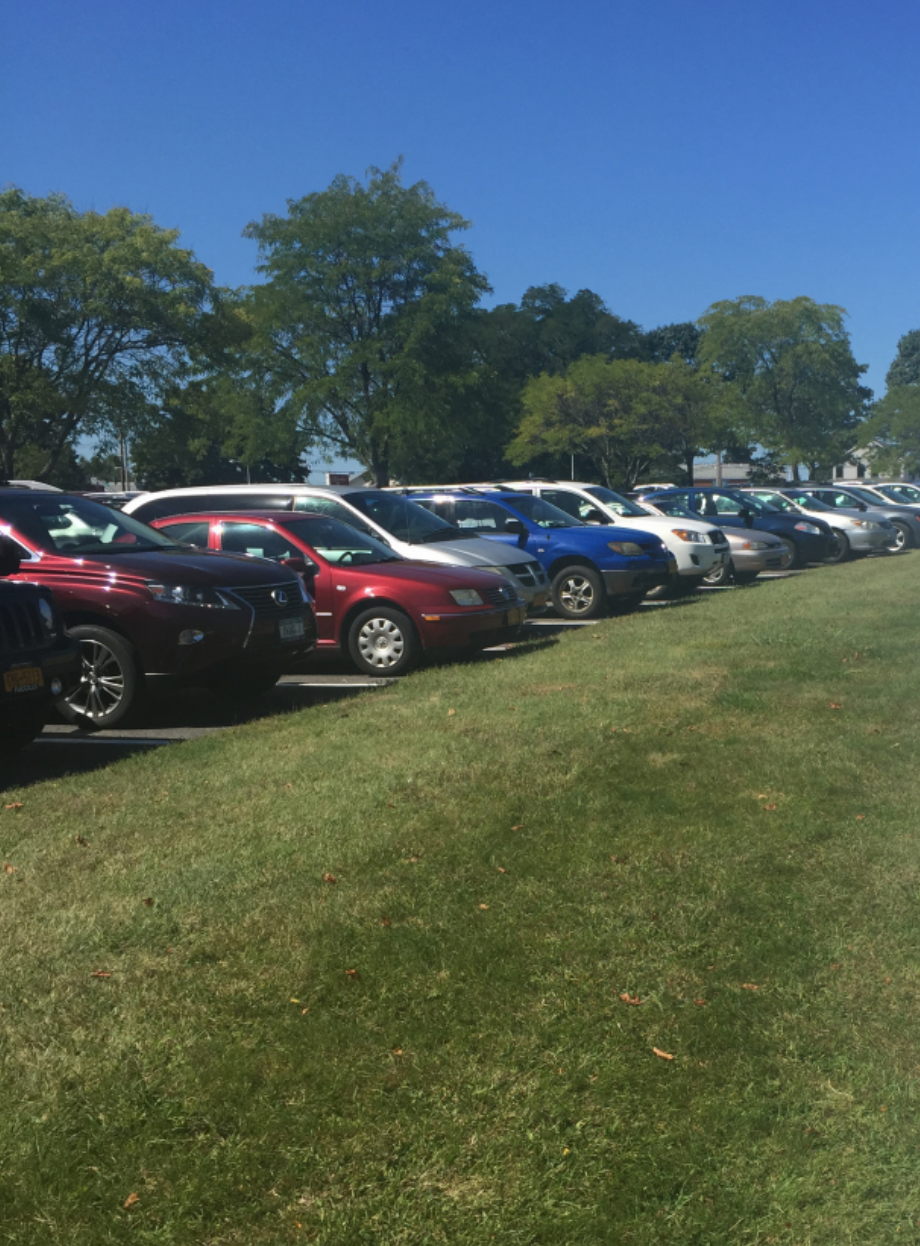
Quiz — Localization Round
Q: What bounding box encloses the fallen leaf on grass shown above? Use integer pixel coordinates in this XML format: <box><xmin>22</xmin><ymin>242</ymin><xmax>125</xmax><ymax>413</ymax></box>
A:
<box><xmin>479</xmin><ymin>903</ymin><xmax>490</xmax><ymax>911</ymax></box>
<box><xmin>447</xmin><ymin>708</ymin><xmax>456</xmax><ymax>716</ymax></box>
<box><xmin>511</xmin><ymin>824</ymin><xmax>524</xmax><ymax>831</ymax></box>
<box><xmin>75</xmin><ymin>834</ymin><xmax>89</xmax><ymax>847</ymax></box>
<box><xmin>761</xmin><ymin>803</ymin><xmax>777</xmax><ymax>811</ymax></box>
<box><xmin>619</xmin><ymin>992</ymin><xmax>643</xmax><ymax>1006</ymax></box>
<box><xmin>497</xmin><ymin>866</ymin><xmax>507</xmax><ymax>874</ymax></box>
<box><xmin>322</xmin><ymin>873</ymin><xmax>337</xmax><ymax>884</ymax></box>
<box><xmin>829</xmin><ymin>702</ymin><xmax>843</xmax><ymax>710</ymax></box>
<box><xmin>856</xmin><ymin>814</ymin><xmax>865</xmax><ymax>820</ymax></box>
<box><xmin>5</xmin><ymin>802</ymin><xmax>23</xmax><ymax>810</ymax></box>
<box><xmin>693</xmin><ymin>998</ymin><xmax>708</xmax><ymax>1006</ymax></box>
<box><xmin>344</xmin><ymin>969</ymin><xmax>359</xmax><ymax>979</ymax></box>
<box><xmin>391</xmin><ymin>1047</ymin><xmax>404</xmax><ymax>1056</ymax></box>
<box><xmin>380</xmin><ymin>918</ymin><xmax>391</xmax><ymax>927</ymax></box>
<box><xmin>142</xmin><ymin>897</ymin><xmax>154</xmax><ymax>907</ymax></box>
<box><xmin>91</xmin><ymin>971</ymin><xmax>112</xmax><ymax>979</ymax></box>
<box><xmin>741</xmin><ymin>983</ymin><xmax>760</xmax><ymax>991</ymax></box>
<box><xmin>3</xmin><ymin>862</ymin><xmax>16</xmax><ymax>874</ymax></box>
<box><xmin>123</xmin><ymin>1192</ymin><xmax>139</xmax><ymax>1209</ymax></box>
<box><xmin>652</xmin><ymin>1047</ymin><xmax>674</xmax><ymax>1061</ymax></box>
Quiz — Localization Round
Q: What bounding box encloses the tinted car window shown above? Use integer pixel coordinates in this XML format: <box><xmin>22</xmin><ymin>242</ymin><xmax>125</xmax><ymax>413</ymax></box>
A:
<box><xmin>452</xmin><ymin>499</ymin><xmax>511</xmax><ymax>530</ymax></box>
<box><xmin>540</xmin><ymin>490</ymin><xmax>584</xmax><ymax>520</ymax></box>
<box><xmin>343</xmin><ymin>491</ymin><xmax>467</xmax><ymax>544</ymax></box>
<box><xmin>584</xmin><ymin>486</ymin><xmax>649</xmax><ymax>518</ymax></box>
<box><xmin>0</xmin><ymin>495</ymin><xmax>179</xmax><ymax>554</ymax></box>
<box><xmin>284</xmin><ymin>518</ymin><xmax>400</xmax><ymax>565</ymax></box>
<box><xmin>219</xmin><ymin>523</ymin><xmax>301</xmax><ymax>561</ymax></box>
<box><xmin>160</xmin><ymin>520</ymin><xmax>210</xmax><ymax>546</ymax></box>
<box><xmin>291</xmin><ymin>495</ymin><xmax>373</xmax><ymax>534</ymax></box>
<box><xmin>500</xmin><ymin>495</ymin><xmax>580</xmax><ymax>528</ymax></box>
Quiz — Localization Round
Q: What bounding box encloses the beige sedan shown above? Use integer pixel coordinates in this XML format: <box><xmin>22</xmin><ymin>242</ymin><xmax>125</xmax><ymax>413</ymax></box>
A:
<box><xmin>703</xmin><ymin>527</ymin><xmax>792</xmax><ymax>585</ymax></box>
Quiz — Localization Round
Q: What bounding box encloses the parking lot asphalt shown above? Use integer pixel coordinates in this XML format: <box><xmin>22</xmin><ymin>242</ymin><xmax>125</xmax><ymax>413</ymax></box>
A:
<box><xmin>0</xmin><ymin>569</ymin><xmax>810</xmax><ymax>790</ymax></box>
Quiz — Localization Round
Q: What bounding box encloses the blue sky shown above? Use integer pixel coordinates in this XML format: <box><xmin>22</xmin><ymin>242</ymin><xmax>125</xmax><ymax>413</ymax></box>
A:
<box><xmin>3</xmin><ymin>0</ymin><xmax>919</xmax><ymax>473</ymax></box>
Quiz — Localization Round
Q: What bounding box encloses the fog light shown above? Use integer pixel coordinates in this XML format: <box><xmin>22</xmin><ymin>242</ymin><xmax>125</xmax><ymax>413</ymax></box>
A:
<box><xmin>50</xmin><ymin>678</ymin><xmax>62</xmax><ymax>695</ymax></box>
<box><xmin>178</xmin><ymin>629</ymin><xmax>205</xmax><ymax>645</ymax></box>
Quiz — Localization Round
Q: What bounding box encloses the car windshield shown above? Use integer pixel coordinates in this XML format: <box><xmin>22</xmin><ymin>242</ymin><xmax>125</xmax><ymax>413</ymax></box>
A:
<box><xmin>879</xmin><ymin>483</ymin><xmax>920</xmax><ymax>503</ymax></box>
<box><xmin>497</xmin><ymin>494</ymin><xmax>583</xmax><ymax>529</ymax></box>
<box><xmin>723</xmin><ymin>491</ymin><xmax>775</xmax><ymax>514</ymax></box>
<box><xmin>283</xmin><ymin>518</ymin><xmax>402</xmax><ymax>565</ymax></box>
<box><xmin>343</xmin><ymin>491</ymin><xmax>469</xmax><ymax>544</ymax></box>
<box><xmin>784</xmin><ymin>491</ymin><xmax>834</xmax><ymax>513</ymax></box>
<box><xmin>750</xmin><ymin>491</ymin><xmax>799</xmax><ymax>513</ymax></box>
<box><xmin>0</xmin><ymin>495</ymin><xmax>180</xmax><ymax>555</ymax></box>
<box><xmin>584</xmin><ymin>485</ymin><xmax>649</xmax><ymax>517</ymax></box>
<box><xmin>841</xmin><ymin>486</ymin><xmax>887</xmax><ymax>506</ymax></box>
<box><xmin>642</xmin><ymin>498</ymin><xmax>699</xmax><ymax>520</ymax></box>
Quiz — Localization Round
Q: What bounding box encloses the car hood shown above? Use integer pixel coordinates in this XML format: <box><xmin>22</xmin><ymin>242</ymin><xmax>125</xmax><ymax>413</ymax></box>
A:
<box><xmin>350</xmin><ymin>561</ymin><xmax>520</xmax><ymax>591</ymax></box>
<box><xmin>37</xmin><ymin>546</ymin><xmax>302</xmax><ymax>587</ymax></box>
<box><xmin>406</xmin><ymin>535</ymin><xmax>535</xmax><ymax>567</ymax></box>
<box><xmin>723</xmin><ymin>527</ymin><xmax>783</xmax><ymax>547</ymax></box>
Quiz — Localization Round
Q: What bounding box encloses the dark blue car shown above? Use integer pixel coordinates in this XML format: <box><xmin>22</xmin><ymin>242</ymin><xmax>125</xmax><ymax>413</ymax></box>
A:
<box><xmin>640</xmin><ymin>487</ymin><xmax>834</xmax><ymax>567</ymax></box>
<box><xmin>409</xmin><ymin>490</ymin><xmax>675</xmax><ymax>619</ymax></box>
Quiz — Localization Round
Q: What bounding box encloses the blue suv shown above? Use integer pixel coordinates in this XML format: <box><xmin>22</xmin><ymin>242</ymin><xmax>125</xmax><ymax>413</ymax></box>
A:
<box><xmin>409</xmin><ymin>490</ymin><xmax>675</xmax><ymax>619</ymax></box>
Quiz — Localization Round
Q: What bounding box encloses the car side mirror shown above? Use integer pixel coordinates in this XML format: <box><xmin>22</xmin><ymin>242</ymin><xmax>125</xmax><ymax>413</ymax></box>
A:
<box><xmin>0</xmin><ymin>538</ymin><xmax>21</xmax><ymax>577</ymax></box>
<box><xmin>282</xmin><ymin>556</ymin><xmax>318</xmax><ymax>578</ymax></box>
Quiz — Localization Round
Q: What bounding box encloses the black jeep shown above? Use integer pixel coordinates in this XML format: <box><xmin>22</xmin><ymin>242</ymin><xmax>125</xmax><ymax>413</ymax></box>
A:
<box><xmin>0</xmin><ymin>538</ymin><xmax>81</xmax><ymax>753</ymax></box>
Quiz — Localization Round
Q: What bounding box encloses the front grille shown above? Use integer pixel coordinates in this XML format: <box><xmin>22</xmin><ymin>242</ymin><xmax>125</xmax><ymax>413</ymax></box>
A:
<box><xmin>483</xmin><ymin>584</ymin><xmax>518</xmax><ymax>607</ymax></box>
<box><xmin>0</xmin><ymin>598</ymin><xmax>43</xmax><ymax>652</ymax></box>
<box><xmin>765</xmin><ymin>556</ymin><xmax>784</xmax><ymax>567</ymax></box>
<box><xmin>224</xmin><ymin>582</ymin><xmax>304</xmax><ymax>617</ymax></box>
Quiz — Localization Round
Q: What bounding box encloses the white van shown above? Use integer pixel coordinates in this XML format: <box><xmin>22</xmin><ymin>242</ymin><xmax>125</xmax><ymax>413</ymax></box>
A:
<box><xmin>124</xmin><ymin>484</ymin><xmax>549</xmax><ymax>610</ymax></box>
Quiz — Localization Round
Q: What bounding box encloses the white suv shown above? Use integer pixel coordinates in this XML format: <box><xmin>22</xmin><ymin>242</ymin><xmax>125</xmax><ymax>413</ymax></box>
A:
<box><xmin>124</xmin><ymin>484</ymin><xmax>549</xmax><ymax>610</ymax></box>
<box><xmin>498</xmin><ymin>481</ymin><xmax>729</xmax><ymax>591</ymax></box>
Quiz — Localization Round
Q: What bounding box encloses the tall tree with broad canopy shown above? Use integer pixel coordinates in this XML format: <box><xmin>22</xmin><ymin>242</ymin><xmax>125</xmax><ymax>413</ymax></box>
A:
<box><xmin>697</xmin><ymin>295</ymin><xmax>871</xmax><ymax>479</ymax></box>
<box><xmin>862</xmin><ymin>386</ymin><xmax>920</xmax><ymax>478</ymax></box>
<box><xmin>244</xmin><ymin>162</ymin><xmax>489</xmax><ymax>487</ymax></box>
<box><xmin>885</xmin><ymin>329</ymin><xmax>920</xmax><ymax>389</ymax></box>
<box><xmin>0</xmin><ymin>188</ymin><xmax>221</xmax><ymax>479</ymax></box>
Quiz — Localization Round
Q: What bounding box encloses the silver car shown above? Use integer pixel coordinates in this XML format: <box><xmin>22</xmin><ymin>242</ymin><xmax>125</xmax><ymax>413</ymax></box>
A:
<box><xmin>741</xmin><ymin>488</ymin><xmax>895</xmax><ymax>561</ymax></box>
<box><xmin>636</xmin><ymin>497</ymin><xmax>788</xmax><ymax>584</ymax></box>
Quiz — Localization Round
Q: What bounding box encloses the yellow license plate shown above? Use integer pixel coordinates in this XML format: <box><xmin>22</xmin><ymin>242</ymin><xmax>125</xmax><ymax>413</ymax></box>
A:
<box><xmin>4</xmin><ymin>666</ymin><xmax>43</xmax><ymax>693</ymax></box>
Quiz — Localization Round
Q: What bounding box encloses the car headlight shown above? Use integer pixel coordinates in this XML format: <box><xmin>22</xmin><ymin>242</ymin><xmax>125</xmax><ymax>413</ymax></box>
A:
<box><xmin>450</xmin><ymin>589</ymin><xmax>484</xmax><ymax>606</ymax></box>
<box><xmin>37</xmin><ymin>597</ymin><xmax>59</xmax><ymax>638</ymax></box>
<box><xmin>741</xmin><ymin>540</ymin><xmax>771</xmax><ymax>550</ymax></box>
<box><xmin>670</xmin><ymin>528</ymin><xmax>708</xmax><ymax>544</ymax></box>
<box><xmin>147</xmin><ymin>583</ymin><xmax>241</xmax><ymax>608</ymax></box>
<box><xmin>607</xmin><ymin>541</ymin><xmax>645</xmax><ymax>556</ymax></box>
<box><xmin>794</xmin><ymin>522</ymin><xmax>822</xmax><ymax>535</ymax></box>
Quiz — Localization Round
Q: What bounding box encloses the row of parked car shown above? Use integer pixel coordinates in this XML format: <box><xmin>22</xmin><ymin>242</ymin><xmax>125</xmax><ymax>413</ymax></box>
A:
<box><xmin>0</xmin><ymin>476</ymin><xmax>913</xmax><ymax>750</ymax></box>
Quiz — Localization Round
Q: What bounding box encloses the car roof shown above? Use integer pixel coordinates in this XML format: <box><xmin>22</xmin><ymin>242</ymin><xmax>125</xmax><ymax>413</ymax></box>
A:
<box><xmin>158</xmin><ymin>510</ymin><xmax>346</xmax><ymax>523</ymax></box>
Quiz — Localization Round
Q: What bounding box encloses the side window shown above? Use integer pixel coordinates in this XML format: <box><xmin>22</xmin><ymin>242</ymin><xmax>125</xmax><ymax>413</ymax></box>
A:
<box><xmin>541</xmin><ymin>490</ymin><xmax>583</xmax><ymax>520</ymax></box>
<box><xmin>219</xmin><ymin>523</ymin><xmax>298</xmax><ymax>561</ymax></box>
<box><xmin>452</xmin><ymin>499</ymin><xmax>510</xmax><ymax>530</ymax></box>
<box><xmin>293</xmin><ymin>495</ymin><xmax>373</xmax><ymax>534</ymax></box>
<box><xmin>711</xmin><ymin>492</ymin><xmax>743</xmax><ymax>516</ymax></box>
<box><xmin>212</xmin><ymin>492</ymin><xmax>292</xmax><ymax>511</ymax></box>
<box><xmin>160</xmin><ymin>520</ymin><xmax>210</xmax><ymax>547</ymax></box>
<box><xmin>666</xmin><ymin>491</ymin><xmax>693</xmax><ymax>513</ymax></box>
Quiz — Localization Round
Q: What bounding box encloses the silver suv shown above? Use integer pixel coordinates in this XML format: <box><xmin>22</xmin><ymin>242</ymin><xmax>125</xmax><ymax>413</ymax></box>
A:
<box><xmin>124</xmin><ymin>485</ymin><xmax>549</xmax><ymax>611</ymax></box>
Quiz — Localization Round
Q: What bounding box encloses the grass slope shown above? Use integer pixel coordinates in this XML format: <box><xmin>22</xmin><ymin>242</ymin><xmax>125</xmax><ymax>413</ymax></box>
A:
<box><xmin>2</xmin><ymin>558</ymin><xmax>920</xmax><ymax>1245</ymax></box>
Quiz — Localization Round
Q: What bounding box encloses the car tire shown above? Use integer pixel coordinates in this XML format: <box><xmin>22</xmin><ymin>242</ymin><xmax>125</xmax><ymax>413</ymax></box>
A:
<box><xmin>890</xmin><ymin>520</ymin><xmax>913</xmax><ymax>552</ymax></box>
<box><xmin>58</xmin><ymin>625</ymin><xmax>143</xmax><ymax>729</ymax></box>
<box><xmin>348</xmin><ymin>607</ymin><xmax>420</xmax><ymax>676</ymax></box>
<box><xmin>703</xmin><ymin>559</ymin><xmax>732</xmax><ymax>587</ymax></box>
<box><xmin>551</xmin><ymin>566</ymin><xmax>606</xmax><ymax>619</ymax></box>
<box><xmin>826</xmin><ymin>529</ymin><xmax>850</xmax><ymax>563</ymax></box>
<box><xmin>780</xmin><ymin>536</ymin><xmax>802</xmax><ymax>568</ymax></box>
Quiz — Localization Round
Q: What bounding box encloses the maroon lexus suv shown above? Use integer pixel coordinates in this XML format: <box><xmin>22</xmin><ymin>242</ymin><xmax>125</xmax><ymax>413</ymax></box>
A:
<box><xmin>0</xmin><ymin>489</ymin><xmax>317</xmax><ymax>728</ymax></box>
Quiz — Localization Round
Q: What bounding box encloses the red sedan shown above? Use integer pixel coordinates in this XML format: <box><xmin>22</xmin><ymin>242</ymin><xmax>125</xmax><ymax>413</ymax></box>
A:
<box><xmin>152</xmin><ymin>512</ymin><xmax>527</xmax><ymax>676</ymax></box>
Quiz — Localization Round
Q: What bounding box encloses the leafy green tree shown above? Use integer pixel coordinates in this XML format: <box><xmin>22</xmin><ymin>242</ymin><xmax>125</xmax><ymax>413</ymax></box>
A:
<box><xmin>641</xmin><ymin>321</ymin><xmax>703</xmax><ymax>366</ymax></box>
<box><xmin>244</xmin><ymin>162</ymin><xmax>489</xmax><ymax>487</ymax></box>
<box><xmin>885</xmin><ymin>329</ymin><xmax>920</xmax><ymax>389</ymax></box>
<box><xmin>697</xmin><ymin>296</ymin><xmax>870</xmax><ymax>478</ymax></box>
<box><xmin>0</xmin><ymin>188</ymin><xmax>220</xmax><ymax>480</ymax></box>
<box><xmin>509</xmin><ymin>356</ymin><xmax>678</xmax><ymax>489</ymax></box>
<box><xmin>861</xmin><ymin>386</ymin><xmax>920</xmax><ymax>478</ymax></box>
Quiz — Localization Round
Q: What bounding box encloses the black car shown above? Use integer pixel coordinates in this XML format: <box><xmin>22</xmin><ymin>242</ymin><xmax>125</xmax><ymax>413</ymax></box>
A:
<box><xmin>641</xmin><ymin>487</ymin><xmax>834</xmax><ymax>567</ymax></box>
<box><xmin>0</xmin><ymin>539</ymin><xmax>81</xmax><ymax>753</ymax></box>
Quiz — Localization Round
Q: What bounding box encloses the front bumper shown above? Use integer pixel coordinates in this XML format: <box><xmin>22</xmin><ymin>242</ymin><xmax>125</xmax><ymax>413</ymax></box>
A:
<box><xmin>417</xmin><ymin>603</ymin><xmax>528</xmax><ymax>651</ymax></box>
<box><xmin>732</xmin><ymin>545</ymin><xmax>792</xmax><ymax>573</ymax></box>
<box><xmin>0</xmin><ymin>638</ymin><xmax>81</xmax><ymax>715</ymax></box>
<box><xmin>848</xmin><ymin>529</ymin><xmax>894</xmax><ymax>551</ymax></box>
<box><xmin>602</xmin><ymin>559</ymin><xmax>675</xmax><ymax>597</ymax></box>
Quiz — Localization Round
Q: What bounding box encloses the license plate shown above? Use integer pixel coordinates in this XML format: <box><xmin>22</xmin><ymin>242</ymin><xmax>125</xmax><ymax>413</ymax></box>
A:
<box><xmin>279</xmin><ymin>617</ymin><xmax>305</xmax><ymax>641</ymax></box>
<box><xmin>4</xmin><ymin>666</ymin><xmax>43</xmax><ymax>693</ymax></box>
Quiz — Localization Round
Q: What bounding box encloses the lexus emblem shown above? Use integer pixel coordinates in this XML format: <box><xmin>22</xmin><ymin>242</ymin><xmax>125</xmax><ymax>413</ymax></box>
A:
<box><xmin>272</xmin><ymin>589</ymin><xmax>289</xmax><ymax>607</ymax></box>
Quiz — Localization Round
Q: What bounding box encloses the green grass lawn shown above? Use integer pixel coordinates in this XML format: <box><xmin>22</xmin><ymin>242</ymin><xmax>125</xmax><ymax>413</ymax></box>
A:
<box><xmin>3</xmin><ymin>558</ymin><xmax>920</xmax><ymax>1245</ymax></box>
